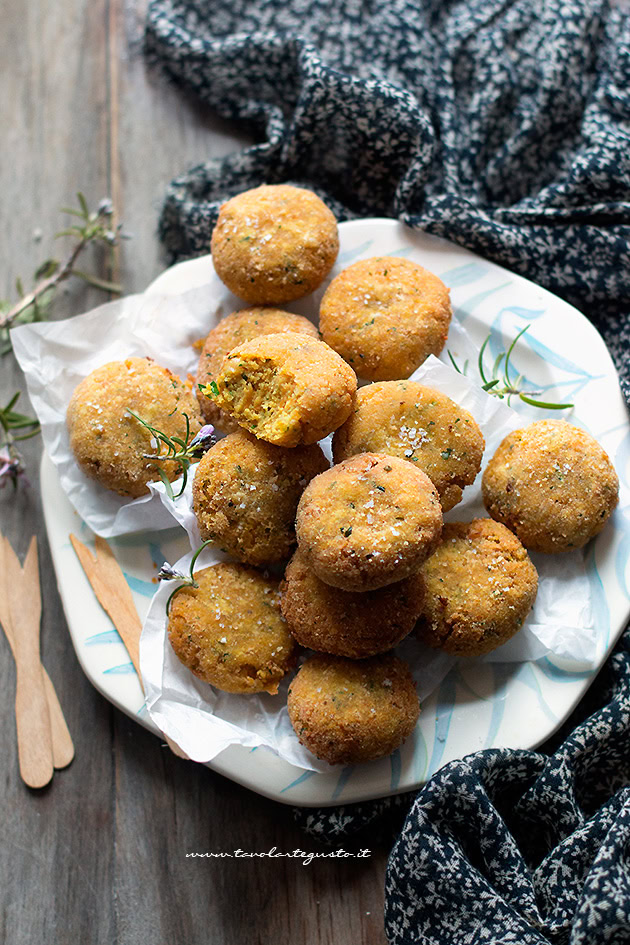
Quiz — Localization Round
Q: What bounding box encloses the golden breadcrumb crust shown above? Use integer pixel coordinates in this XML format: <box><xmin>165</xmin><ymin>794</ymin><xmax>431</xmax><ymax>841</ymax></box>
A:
<box><xmin>319</xmin><ymin>256</ymin><xmax>452</xmax><ymax>380</ymax></box>
<box><xmin>281</xmin><ymin>548</ymin><xmax>425</xmax><ymax>658</ymax></box>
<box><xmin>287</xmin><ymin>653</ymin><xmax>420</xmax><ymax>764</ymax></box>
<box><xmin>196</xmin><ymin>306</ymin><xmax>318</xmax><ymax>432</ymax></box>
<box><xmin>66</xmin><ymin>356</ymin><xmax>202</xmax><ymax>497</ymax></box>
<box><xmin>333</xmin><ymin>380</ymin><xmax>484</xmax><ymax>511</ymax></box>
<box><xmin>482</xmin><ymin>419</ymin><xmax>619</xmax><ymax>553</ymax></box>
<box><xmin>167</xmin><ymin>563</ymin><xmax>296</xmax><ymax>694</ymax></box>
<box><xmin>211</xmin><ymin>333</ymin><xmax>357</xmax><ymax>447</ymax></box>
<box><xmin>295</xmin><ymin>452</ymin><xmax>443</xmax><ymax>591</ymax></box>
<box><xmin>192</xmin><ymin>430</ymin><xmax>328</xmax><ymax>566</ymax></box>
<box><xmin>417</xmin><ymin>518</ymin><xmax>538</xmax><ymax>656</ymax></box>
<box><xmin>211</xmin><ymin>184</ymin><xmax>339</xmax><ymax>304</ymax></box>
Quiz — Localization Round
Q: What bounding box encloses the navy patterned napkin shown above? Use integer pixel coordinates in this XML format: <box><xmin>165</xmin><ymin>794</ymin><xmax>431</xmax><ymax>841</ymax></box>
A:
<box><xmin>145</xmin><ymin>1</ymin><xmax>630</xmax><ymax>940</ymax></box>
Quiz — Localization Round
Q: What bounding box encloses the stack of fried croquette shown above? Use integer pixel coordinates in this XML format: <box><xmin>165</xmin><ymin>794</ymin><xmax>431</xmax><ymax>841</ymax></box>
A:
<box><xmin>66</xmin><ymin>184</ymin><xmax>620</xmax><ymax>765</ymax></box>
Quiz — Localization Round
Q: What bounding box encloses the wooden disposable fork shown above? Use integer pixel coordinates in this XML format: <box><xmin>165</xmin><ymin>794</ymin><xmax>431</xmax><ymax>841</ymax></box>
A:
<box><xmin>0</xmin><ymin>534</ymin><xmax>74</xmax><ymax>788</ymax></box>
<box><xmin>70</xmin><ymin>533</ymin><xmax>187</xmax><ymax>759</ymax></box>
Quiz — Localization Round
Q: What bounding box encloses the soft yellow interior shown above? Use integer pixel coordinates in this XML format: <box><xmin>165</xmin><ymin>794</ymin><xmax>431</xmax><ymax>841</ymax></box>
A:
<box><xmin>216</xmin><ymin>358</ymin><xmax>301</xmax><ymax>444</ymax></box>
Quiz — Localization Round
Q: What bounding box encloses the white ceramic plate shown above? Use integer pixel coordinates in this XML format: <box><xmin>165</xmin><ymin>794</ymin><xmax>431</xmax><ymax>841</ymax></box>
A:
<box><xmin>42</xmin><ymin>220</ymin><xmax>630</xmax><ymax>807</ymax></box>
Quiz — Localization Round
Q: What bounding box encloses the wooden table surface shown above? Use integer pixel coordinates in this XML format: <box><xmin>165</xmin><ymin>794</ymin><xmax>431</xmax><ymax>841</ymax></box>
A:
<box><xmin>0</xmin><ymin>3</ymin><xmax>391</xmax><ymax>942</ymax></box>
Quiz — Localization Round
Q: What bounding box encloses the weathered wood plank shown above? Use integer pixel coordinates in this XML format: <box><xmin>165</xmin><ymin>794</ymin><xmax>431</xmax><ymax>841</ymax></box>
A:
<box><xmin>0</xmin><ymin>2</ymin><xmax>116</xmax><ymax>943</ymax></box>
<box><xmin>112</xmin><ymin>715</ymin><xmax>389</xmax><ymax>945</ymax></box>
<box><xmin>113</xmin><ymin>0</ymin><xmax>249</xmax><ymax>294</ymax></box>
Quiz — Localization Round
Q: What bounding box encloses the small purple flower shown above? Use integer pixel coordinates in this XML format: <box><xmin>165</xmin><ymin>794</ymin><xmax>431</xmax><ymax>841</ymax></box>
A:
<box><xmin>188</xmin><ymin>424</ymin><xmax>216</xmax><ymax>457</ymax></box>
<box><xmin>97</xmin><ymin>197</ymin><xmax>114</xmax><ymax>216</ymax></box>
<box><xmin>0</xmin><ymin>454</ymin><xmax>25</xmax><ymax>490</ymax></box>
<box><xmin>158</xmin><ymin>562</ymin><xmax>188</xmax><ymax>582</ymax></box>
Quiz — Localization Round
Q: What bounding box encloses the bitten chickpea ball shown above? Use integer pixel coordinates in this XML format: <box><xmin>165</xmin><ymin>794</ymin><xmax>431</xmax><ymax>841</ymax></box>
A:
<box><xmin>333</xmin><ymin>381</ymin><xmax>485</xmax><ymax>511</ymax></box>
<box><xmin>287</xmin><ymin>653</ymin><xmax>420</xmax><ymax>764</ymax></box>
<box><xmin>416</xmin><ymin>519</ymin><xmax>538</xmax><ymax>657</ymax></box>
<box><xmin>319</xmin><ymin>256</ymin><xmax>452</xmax><ymax>380</ymax></box>
<box><xmin>211</xmin><ymin>184</ymin><xmax>339</xmax><ymax>304</ymax></box>
<box><xmin>482</xmin><ymin>419</ymin><xmax>619</xmax><ymax>553</ymax></box>
<box><xmin>281</xmin><ymin>548</ymin><xmax>425</xmax><ymax>659</ymax></box>
<box><xmin>192</xmin><ymin>430</ymin><xmax>328</xmax><ymax>566</ymax></box>
<box><xmin>195</xmin><ymin>306</ymin><xmax>318</xmax><ymax>432</ymax></box>
<box><xmin>167</xmin><ymin>563</ymin><xmax>296</xmax><ymax>694</ymax></box>
<box><xmin>66</xmin><ymin>357</ymin><xmax>202</xmax><ymax>497</ymax></box>
<box><xmin>207</xmin><ymin>333</ymin><xmax>357</xmax><ymax>447</ymax></box>
<box><xmin>296</xmin><ymin>453</ymin><xmax>443</xmax><ymax>592</ymax></box>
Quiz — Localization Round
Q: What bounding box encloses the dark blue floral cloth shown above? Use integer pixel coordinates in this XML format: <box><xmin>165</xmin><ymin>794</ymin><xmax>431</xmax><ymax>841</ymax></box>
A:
<box><xmin>145</xmin><ymin>0</ymin><xmax>630</xmax><ymax>403</ymax></box>
<box><xmin>144</xmin><ymin>1</ymin><xmax>630</xmax><ymax>941</ymax></box>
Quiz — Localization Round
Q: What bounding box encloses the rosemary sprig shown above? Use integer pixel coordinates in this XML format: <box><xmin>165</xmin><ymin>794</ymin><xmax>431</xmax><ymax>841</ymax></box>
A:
<box><xmin>126</xmin><ymin>409</ymin><xmax>215</xmax><ymax>500</ymax></box>
<box><xmin>159</xmin><ymin>540</ymin><xmax>214</xmax><ymax>614</ymax></box>
<box><xmin>0</xmin><ymin>194</ymin><xmax>127</xmax><ymax>355</ymax></box>
<box><xmin>448</xmin><ymin>325</ymin><xmax>573</xmax><ymax>410</ymax></box>
<box><xmin>0</xmin><ymin>392</ymin><xmax>41</xmax><ymax>489</ymax></box>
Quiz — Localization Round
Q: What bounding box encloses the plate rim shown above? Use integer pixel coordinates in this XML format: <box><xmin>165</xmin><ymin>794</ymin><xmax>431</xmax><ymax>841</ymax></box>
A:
<box><xmin>41</xmin><ymin>218</ymin><xmax>630</xmax><ymax>806</ymax></box>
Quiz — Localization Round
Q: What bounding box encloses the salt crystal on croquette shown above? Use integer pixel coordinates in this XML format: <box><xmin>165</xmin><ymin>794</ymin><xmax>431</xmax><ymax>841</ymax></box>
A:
<box><xmin>482</xmin><ymin>419</ymin><xmax>619</xmax><ymax>553</ymax></box>
<box><xmin>319</xmin><ymin>256</ymin><xmax>452</xmax><ymax>380</ymax></box>
<box><xmin>417</xmin><ymin>519</ymin><xmax>538</xmax><ymax>657</ymax></box>
<box><xmin>211</xmin><ymin>184</ymin><xmax>339</xmax><ymax>304</ymax></box>
<box><xmin>281</xmin><ymin>548</ymin><xmax>425</xmax><ymax>658</ymax></box>
<box><xmin>205</xmin><ymin>333</ymin><xmax>357</xmax><ymax>447</ymax></box>
<box><xmin>192</xmin><ymin>430</ymin><xmax>328</xmax><ymax>566</ymax></box>
<box><xmin>333</xmin><ymin>381</ymin><xmax>485</xmax><ymax>511</ymax></box>
<box><xmin>66</xmin><ymin>357</ymin><xmax>202</xmax><ymax>497</ymax></box>
<box><xmin>295</xmin><ymin>453</ymin><xmax>443</xmax><ymax>591</ymax></box>
<box><xmin>167</xmin><ymin>563</ymin><xmax>296</xmax><ymax>694</ymax></box>
<box><xmin>195</xmin><ymin>306</ymin><xmax>318</xmax><ymax>433</ymax></box>
<box><xmin>287</xmin><ymin>653</ymin><xmax>420</xmax><ymax>764</ymax></box>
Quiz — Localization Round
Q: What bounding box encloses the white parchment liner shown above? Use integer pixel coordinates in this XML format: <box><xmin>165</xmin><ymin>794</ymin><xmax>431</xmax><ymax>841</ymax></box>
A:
<box><xmin>8</xmin><ymin>264</ymin><xmax>598</xmax><ymax>768</ymax></box>
<box><xmin>10</xmin><ymin>284</ymin><xmax>240</xmax><ymax>537</ymax></box>
<box><xmin>142</xmin><ymin>351</ymin><xmax>596</xmax><ymax>770</ymax></box>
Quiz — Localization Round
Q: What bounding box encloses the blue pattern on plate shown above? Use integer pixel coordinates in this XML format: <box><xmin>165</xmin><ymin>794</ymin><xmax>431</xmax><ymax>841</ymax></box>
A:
<box><xmin>332</xmin><ymin>765</ymin><xmax>355</xmax><ymax>801</ymax></box>
<box><xmin>615</xmin><ymin>506</ymin><xmax>630</xmax><ymax>601</ymax></box>
<box><xmin>440</xmin><ymin>262</ymin><xmax>489</xmax><ymax>287</ymax></box>
<box><xmin>103</xmin><ymin>662</ymin><xmax>136</xmax><ymax>675</ymax></box>
<box><xmin>477</xmin><ymin>666</ymin><xmax>508</xmax><ymax>749</ymax></box>
<box><xmin>280</xmin><ymin>770</ymin><xmax>316</xmax><ymax>794</ymax></box>
<box><xmin>537</xmin><ymin>657</ymin><xmax>593</xmax><ymax>683</ymax></box>
<box><xmin>500</xmin><ymin>304</ymin><xmax>547</xmax><ymax>322</ymax></box>
<box><xmin>453</xmin><ymin>283</ymin><xmax>511</xmax><ymax>322</ymax></box>
<box><xmin>337</xmin><ymin>240</ymin><xmax>373</xmax><ymax>265</ymax></box>
<box><xmin>86</xmin><ymin>630</ymin><xmax>124</xmax><ymax>646</ymax></box>
<box><xmin>123</xmin><ymin>572</ymin><xmax>158</xmax><ymax>598</ymax></box>
<box><xmin>412</xmin><ymin>729</ymin><xmax>428</xmax><ymax>783</ymax></box>
<box><xmin>585</xmin><ymin>543</ymin><xmax>612</xmax><ymax>652</ymax></box>
<box><xmin>426</xmin><ymin>672</ymin><xmax>457</xmax><ymax>778</ymax></box>
<box><xmin>149</xmin><ymin>542</ymin><xmax>168</xmax><ymax>570</ymax></box>
<box><xmin>514</xmin><ymin>663</ymin><xmax>557</xmax><ymax>724</ymax></box>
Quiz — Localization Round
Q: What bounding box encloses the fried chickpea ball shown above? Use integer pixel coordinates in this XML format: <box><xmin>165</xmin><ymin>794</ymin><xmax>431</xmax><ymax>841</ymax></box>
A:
<box><xmin>287</xmin><ymin>653</ymin><xmax>420</xmax><ymax>764</ymax></box>
<box><xmin>66</xmin><ymin>357</ymin><xmax>202</xmax><ymax>498</ymax></box>
<box><xmin>482</xmin><ymin>419</ymin><xmax>619</xmax><ymax>553</ymax></box>
<box><xmin>208</xmin><ymin>333</ymin><xmax>357</xmax><ymax>447</ymax></box>
<box><xmin>167</xmin><ymin>563</ymin><xmax>296</xmax><ymax>694</ymax></box>
<box><xmin>295</xmin><ymin>453</ymin><xmax>443</xmax><ymax>592</ymax></box>
<box><xmin>319</xmin><ymin>256</ymin><xmax>452</xmax><ymax>381</ymax></box>
<box><xmin>210</xmin><ymin>184</ymin><xmax>339</xmax><ymax>304</ymax></box>
<box><xmin>192</xmin><ymin>431</ymin><xmax>328</xmax><ymax>566</ymax></box>
<box><xmin>281</xmin><ymin>548</ymin><xmax>425</xmax><ymax>659</ymax></box>
<box><xmin>333</xmin><ymin>381</ymin><xmax>484</xmax><ymax>512</ymax></box>
<box><xmin>196</xmin><ymin>306</ymin><xmax>318</xmax><ymax>432</ymax></box>
<box><xmin>416</xmin><ymin>519</ymin><xmax>538</xmax><ymax>656</ymax></box>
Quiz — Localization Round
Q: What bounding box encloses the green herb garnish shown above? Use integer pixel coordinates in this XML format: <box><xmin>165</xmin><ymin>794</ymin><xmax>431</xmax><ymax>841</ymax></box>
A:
<box><xmin>159</xmin><ymin>540</ymin><xmax>214</xmax><ymax>615</ymax></box>
<box><xmin>126</xmin><ymin>410</ymin><xmax>215</xmax><ymax>500</ymax></box>
<box><xmin>0</xmin><ymin>392</ymin><xmax>41</xmax><ymax>489</ymax></box>
<box><xmin>448</xmin><ymin>325</ymin><xmax>573</xmax><ymax>410</ymax></box>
